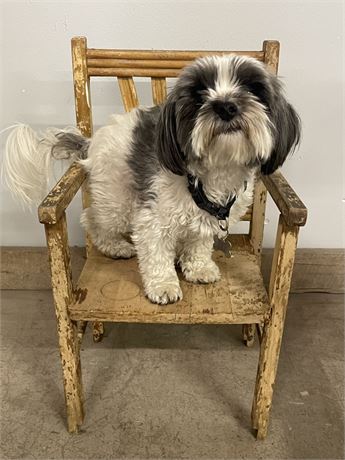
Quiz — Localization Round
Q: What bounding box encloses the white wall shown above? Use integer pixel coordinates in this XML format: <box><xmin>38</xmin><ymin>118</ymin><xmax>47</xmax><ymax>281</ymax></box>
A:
<box><xmin>1</xmin><ymin>0</ymin><xmax>343</xmax><ymax>248</ymax></box>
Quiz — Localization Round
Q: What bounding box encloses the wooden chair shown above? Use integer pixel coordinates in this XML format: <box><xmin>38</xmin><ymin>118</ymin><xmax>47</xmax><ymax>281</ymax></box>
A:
<box><xmin>38</xmin><ymin>37</ymin><xmax>307</xmax><ymax>439</ymax></box>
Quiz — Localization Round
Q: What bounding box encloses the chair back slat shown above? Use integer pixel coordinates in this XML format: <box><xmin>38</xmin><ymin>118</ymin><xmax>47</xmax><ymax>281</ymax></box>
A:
<box><xmin>87</xmin><ymin>48</ymin><xmax>264</xmax><ymax>61</ymax></box>
<box><xmin>118</xmin><ymin>77</ymin><xmax>139</xmax><ymax>112</ymax></box>
<box><xmin>88</xmin><ymin>58</ymin><xmax>193</xmax><ymax>69</ymax></box>
<box><xmin>86</xmin><ymin>49</ymin><xmax>264</xmax><ymax>78</ymax></box>
<box><xmin>151</xmin><ymin>77</ymin><xmax>167</xmax><ymax>104</ymax></box>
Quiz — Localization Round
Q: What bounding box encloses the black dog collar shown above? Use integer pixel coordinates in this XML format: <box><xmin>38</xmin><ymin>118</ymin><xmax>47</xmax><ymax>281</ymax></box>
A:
<box><xmin>187</xmin><ymin>174</ymin><xmax>238</xmax><ymax>221</ymax></box>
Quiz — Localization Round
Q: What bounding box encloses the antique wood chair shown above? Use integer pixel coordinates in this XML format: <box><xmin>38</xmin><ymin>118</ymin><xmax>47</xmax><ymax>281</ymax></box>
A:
<box><xmin>38</xmin><ymin>37</ymin><xmax>307</xmax><ymax>439</ymax></box>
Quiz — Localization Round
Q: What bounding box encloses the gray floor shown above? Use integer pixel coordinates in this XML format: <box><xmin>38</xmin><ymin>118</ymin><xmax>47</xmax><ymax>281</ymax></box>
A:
<box><xmin>0</xmin><ymin>290</ymin><xmax>344</xmax><ymax>460</ymax></box>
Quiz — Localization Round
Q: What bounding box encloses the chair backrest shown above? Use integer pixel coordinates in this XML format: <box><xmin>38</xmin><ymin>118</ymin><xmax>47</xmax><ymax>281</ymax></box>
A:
<box><xmin>71</xmin><ymin>37</ymin><xmax>280</xmax><ymax>229</ymax></box>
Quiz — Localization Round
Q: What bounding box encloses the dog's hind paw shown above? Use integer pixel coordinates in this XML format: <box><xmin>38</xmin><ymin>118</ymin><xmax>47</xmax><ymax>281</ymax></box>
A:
<box><xmin>146</xmin><ymin>282</ymin><xmax>183</xmax><ymax>305</ymax></box>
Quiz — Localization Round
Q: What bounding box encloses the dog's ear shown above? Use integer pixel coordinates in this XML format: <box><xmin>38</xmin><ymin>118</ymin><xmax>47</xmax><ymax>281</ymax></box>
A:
<box><xmin>156</xmin><ymin>100</ymin><xmax>185</xmax><ymax>176</ymax></box>
<box><xmin>261</xmin><ymin>99</ymin><xmax>301</xmax><ymax>175</ymax></box>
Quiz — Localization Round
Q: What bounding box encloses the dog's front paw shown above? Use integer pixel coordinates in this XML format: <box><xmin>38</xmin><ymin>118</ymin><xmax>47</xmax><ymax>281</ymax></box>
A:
<box><xmin>146</xmin><ymin>281</ymin><xmax>183</xmax><ymax>305</ymax></box>
<box><xmin>183</xmin><ymin>261</ymin><xmax>221</xmax><ymax>284</ymax></box>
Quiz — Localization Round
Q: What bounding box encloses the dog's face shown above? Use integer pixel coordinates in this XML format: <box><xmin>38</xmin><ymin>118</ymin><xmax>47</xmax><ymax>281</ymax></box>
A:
<box><xmin>157</xmin><ymin>55</ymin><xmax>301</xmax><ymax>175</ymax></box>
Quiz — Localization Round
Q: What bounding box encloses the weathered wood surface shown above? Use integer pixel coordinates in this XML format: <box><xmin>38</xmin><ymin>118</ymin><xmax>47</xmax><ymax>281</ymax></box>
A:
<box><xmin>87</xmin><ymin>46</ymin><xmax>265</xmax><ymax>78</ymax></box>
<box><xmin>45</xmin><ymin>213</ymin><xmax>84</xmax><ymax>433</ymax></box>
<box><xmin>72</xmin><ymin>36</ymin><xmax>93</xmax><ymax>254</ymax></box>
<box><xmin>263</xmin><ymin>171</ymin><xmax>308</xmax><ymax>226</ymax></box>
<box><xmin>242</xmin><ymin>324</ymin><xmax>256</xmax><ymax>347</ymax></box>
<box><xmin>251</xmin><ymin>216</ymin><xmax>299</xmax><ymax>439</ymax></box>
<box><xmin>87</xmin><ymin>48</ymin><xmax>265</xmax><ymax>60</ymax></box>
<box><xmin>263</xmin><ymin>40</ymin><xmax>280</xmax><ymax>74</ymax></box>
<box><xmin>247</xmin><ymin>178</ymin><xmax>268</xmax><ymax>348</ymax></box>
<box><xmin>72</xmin><ymin>37</ymin><xmax>93</xmax><ymax>137</ymax></box>
<box><xmin>151</xmin><ymin>77</ymin><xmax>167</xmax><ymax>105</ymax></box>
<box><xmin>228</xmin><ymin>234</ymin><xmax>254</xmax><ymax>253</ymax></box>
<box><xmin>6</xmin><ymin>247</ymin><xmax>341</xmax><ymax>292</ymax></box>
<box><xmin>248</xmin><ymin>41</ymin><xmax>279</xmax><ymax>255</ymax></box>
<box><xmin>38</xmin><ymin>162</ymin><xmax>86</xmax><ymax>224</ymax></box>
<box><xmin>118</xmin><ymin>77</ymin><xmax>139</xmax><ymax>111</ymax></box>
<box><xmin>92</xmin><ymin>320</ymin><xmax>105</xmax><ymax>343</ymax></box>
<box><xmin>77</xmin><ymin>320</ymin><xmax>87</xmax><ymax>355</ymax></box>
<box><xmin>88</xmin><ymin>68</ymin><xmax>180</xmax><ymax>77</ymax></box>
<box><xmin>89</xmin><ymin>58</ymin><xmax>195</xmax><ymax>69</ymax></box>
<box><xmin>250</xmin><ymin>179</ymin><xmax>267</xmax><ymax>258</ymax></box>
<box><xmin>241</xmin><ymin>206</ymin><xmax>253</xmax><ymax>221</ymax></box>
<box><xmin>69</xmin><ymin>236</ymin><xmax>269</xmax><ymax>324</ymax></box>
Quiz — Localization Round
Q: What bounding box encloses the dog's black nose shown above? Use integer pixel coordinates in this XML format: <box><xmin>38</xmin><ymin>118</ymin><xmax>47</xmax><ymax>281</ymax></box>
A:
<box><xmin>213</xmin><ymin>101</ymin><xmax>238</xmax><ymax>121</ymax></box>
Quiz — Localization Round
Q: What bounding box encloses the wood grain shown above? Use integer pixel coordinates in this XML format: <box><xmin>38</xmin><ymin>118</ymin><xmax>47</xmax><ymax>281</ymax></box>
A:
<box><xmin>88</xmin><ymin>58</ymin><xmax>194</xmax><ymax>69</ymax></box>
<box><xmin>72</xmin><ymin>37</ymin><xmax>93</xmax><ymax>137</ymax></box>
<box><xmin>45</xmin><ymin>214</ymin><xmax>84</xmax><ymax>433</ymax></box>
<box><xmin>263</xmin><ymin>40</ymin><xmax>280</xmax><ymax>74</ymax></box>
<box><xmin>250</xmin><ymin>179</ymin><xmax>267</xmax><ymax>257</ymax></box>
<box><xmin>251</xmin><ymin>216</ymin><xmax>299</xmax><ymax>439</ymax></box>
<box><xmin>69</xmin><ymin>239</ymin><xmax>270</xmax><ymax>325</ymax></box>
<box><xmin>262</xmin><ymin>171</ymin><xmax>308</xmax><ymax>226</ymax></box>
<box><xmin>89</xmin><ymin>68</ymin><xmax>182</xmax><ymax>77</ymax></box>
<box><xmin>87</xmin><ymin>48</ymin><xmax>264</xmax><ymax>60</ymax></box>
<box><xmin>38</xmin><ymin>162</ymin><xmax>86</xmax><ymax>224</ymax></box>
<box><xmin>71</xmin><ymin>36</ymin><xmax>93</xmax><ymax>253</ymax></box>
<box><xmin>5</xmin><ymin>247</ymin><xmax>341</xmax><ymax>293</ymax></box>
<box><xmin>151</xmin><ymin>77</ymin><xmax>167</xmax><ymax>105</ymax></box>
<box><xmin>118</xmin><ymin>77</ymin><xmax>139</xmax><ymax>111</ymax></box>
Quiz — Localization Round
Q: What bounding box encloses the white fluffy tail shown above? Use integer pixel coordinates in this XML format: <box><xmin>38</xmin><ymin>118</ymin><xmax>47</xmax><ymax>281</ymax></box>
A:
<box><xmin>2</xmin><ymin>124</ymin><xmax>88</xmax><ymax>207</ymax></box>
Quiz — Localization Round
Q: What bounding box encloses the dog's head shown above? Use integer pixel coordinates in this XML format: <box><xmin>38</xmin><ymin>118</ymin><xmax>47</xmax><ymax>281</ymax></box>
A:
<box><xmin>157</xmin><ymin>55</ymin><xmax>301</xmax><ymax>175</ymax></box>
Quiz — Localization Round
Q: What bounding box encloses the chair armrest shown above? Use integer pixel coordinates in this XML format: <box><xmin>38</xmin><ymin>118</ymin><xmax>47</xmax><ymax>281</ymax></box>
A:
<box><xmin>38</xmin><ymin>162</ymin><xmax>86</xmax><ymax>224</ymax></box>
<box><xmin>262</xmin><ymin>171</ymin><xmax>307</xmax><ymax>227</ymax></box>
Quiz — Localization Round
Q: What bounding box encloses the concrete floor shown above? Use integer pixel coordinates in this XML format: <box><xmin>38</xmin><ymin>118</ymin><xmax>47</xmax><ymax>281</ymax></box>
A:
<box><xmin>0</xmin><ymin>290</ymin><xmax>344</xmax><ymax>459</ymax></box>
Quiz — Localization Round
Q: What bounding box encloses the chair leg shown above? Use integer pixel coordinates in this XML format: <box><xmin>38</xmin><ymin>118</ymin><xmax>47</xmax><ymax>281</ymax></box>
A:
<box><xmin>251</xmin><ymin>311</ymin><xmax>285</xmax><ymax>439</ymax></box>
<box><xmin>242</xmin><ymin>324</ymin><xmax>255</xmax><ymax>347</ymax></box>
<box><xmin>251</xmin><ymin>216</ymin><xmax>299</xmax><ymax>439</ymax></box>
<box><xmin>93</xmin><ymin>321</ymin><xmax>105</xmax><ymax>342</ymax></box>
<box><xmin>57</xmin><ymin>317</ymin><xmax>84</xmax><ymax>432</ymax></box>
<box><xmin>45</xmin><ymin>214</ymin><xmax>84</xmax><ymax>433</ymax></box>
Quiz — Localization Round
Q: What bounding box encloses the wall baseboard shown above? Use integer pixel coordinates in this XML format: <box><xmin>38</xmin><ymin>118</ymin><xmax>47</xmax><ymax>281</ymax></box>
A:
<box><xmin>1</xmin><ymin>246</ymin><xmax>344</xmax><ymax>293</ymax></box>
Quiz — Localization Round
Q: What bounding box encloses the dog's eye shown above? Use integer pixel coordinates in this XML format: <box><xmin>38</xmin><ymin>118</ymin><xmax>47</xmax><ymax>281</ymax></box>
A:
<box><xmin>245</xmin><ymin>82</ymin><xmax>265</xmax><ymax>97</ymax></box>
<box><xmin>192</xmin><ymin>85</ymin><xmax>207</xmax><ymax>105</ymax></box>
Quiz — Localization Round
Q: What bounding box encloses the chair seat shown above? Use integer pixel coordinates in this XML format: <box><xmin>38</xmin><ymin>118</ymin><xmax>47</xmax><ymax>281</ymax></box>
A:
<box><xmin>69</xmin><ymin>235</ymin><xmax>270</xmax><ymax>325</ymax></box>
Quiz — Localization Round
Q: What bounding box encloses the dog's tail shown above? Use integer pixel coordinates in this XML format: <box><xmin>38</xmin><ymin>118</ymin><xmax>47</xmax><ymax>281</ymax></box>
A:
<box><xmin>2</xmin><ymin>124</ymin><xmax>90</xmax><ymax>207</ymax></box>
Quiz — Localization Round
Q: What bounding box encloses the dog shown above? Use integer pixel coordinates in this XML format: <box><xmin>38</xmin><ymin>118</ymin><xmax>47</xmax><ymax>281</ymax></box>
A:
<box><xmin>3</xmin><ymin>54</ymin><xmax>301</xmax><ymax>304</ymax></box>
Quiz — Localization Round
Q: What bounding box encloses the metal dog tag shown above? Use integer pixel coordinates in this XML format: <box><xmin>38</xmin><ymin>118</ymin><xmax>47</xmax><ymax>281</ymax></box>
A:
<box><xmin>214</xmin><ymin>235</ymin><xmax>232</xmax><ymax>258</ymax></box>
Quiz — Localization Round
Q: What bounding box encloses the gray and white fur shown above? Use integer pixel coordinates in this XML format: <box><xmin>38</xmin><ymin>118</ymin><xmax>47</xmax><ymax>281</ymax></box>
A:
<box><xmin>2</xmin><ymin>55</ymin><xmax>301</xmax><ymax>304</ymax></box>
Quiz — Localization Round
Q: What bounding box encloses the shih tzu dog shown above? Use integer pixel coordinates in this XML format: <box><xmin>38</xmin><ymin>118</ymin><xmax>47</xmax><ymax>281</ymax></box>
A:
<box><xmin>3</xmin><ymin>54</ymin><xmax>301</xmax><ymax>304</ymax></box>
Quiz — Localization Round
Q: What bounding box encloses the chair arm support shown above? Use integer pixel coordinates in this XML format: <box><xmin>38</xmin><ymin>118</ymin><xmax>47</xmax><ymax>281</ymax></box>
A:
<box><xmin>38</xmin><ymin>162</ymin><xmax>86</xmax><ymax>224</ymax></box>
<box><xmin>262</xmin><ymin>171</ymin><xmax>307</xmax><ymax>227</ymax></box>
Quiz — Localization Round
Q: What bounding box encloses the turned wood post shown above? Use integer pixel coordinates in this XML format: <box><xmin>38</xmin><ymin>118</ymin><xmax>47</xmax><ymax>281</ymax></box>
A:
<box><xmin>72</xmin><ymin>37</ymin><xmax>104</xmax><ymax>343</ymax></box>
<box><xmin>249</xmin><ymin>40</ymin><xmax>280</xmax><ymax>258</ymax></box>
<box><xmin>71</xmin><ymin>36</ymin><xmax>93</xmax><ymax>253</ymax></box>
<box><xmin>251</xmin><ymin>214</ymin><xmax>299</xmax><ymax>439</ymax></box>
<box><xmin>45</xmin><ymin>213</ymin><xmax>84</xmax><ymax>433</ymax></box>
<box><xmin>245</xmin><ymin>41</ymin><xmax>281</xmax><ymax>347</ymax></box>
